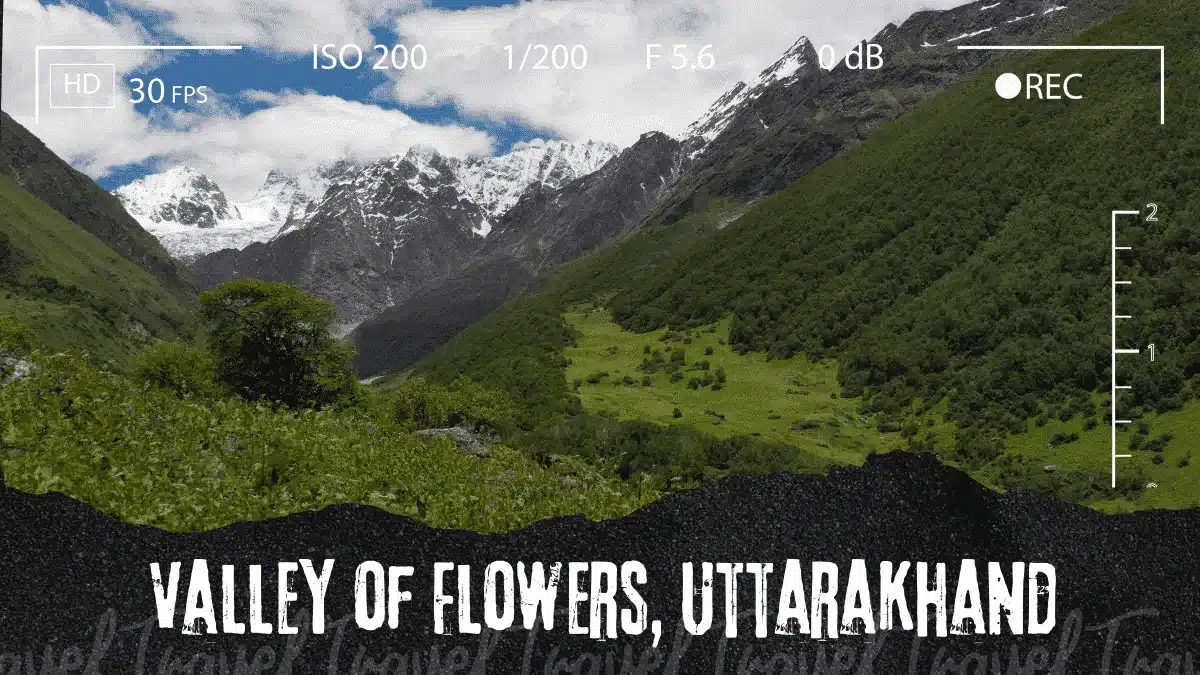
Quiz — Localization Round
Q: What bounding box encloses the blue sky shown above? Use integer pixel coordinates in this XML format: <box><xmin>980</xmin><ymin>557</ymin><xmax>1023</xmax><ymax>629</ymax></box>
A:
<box><xmin>40</xmin><ymin>0</ymin><xmax>553</xmax><ymax>190</ymax></box>
<box><xmin>6</xmin><ymin>0</ymin><xmax>955</xmax><ymax>198</ymax></box>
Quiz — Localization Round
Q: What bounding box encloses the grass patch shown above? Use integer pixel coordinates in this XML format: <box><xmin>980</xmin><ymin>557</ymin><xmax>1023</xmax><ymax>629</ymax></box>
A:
<box><xmin>988</xmin><ymin>401</ymin><xmax>1200</xmax><ymax>512</ymax></box>
<box><xmin>899</xmin><ymin>394</ymin><xmax>1200</xmax><ymax>511</ymax></box>
<box><xmin>0</xmin><ymin>174</ymin><xmax>191</xmax><ymax>366</ymax></box>
<box><xmin>564</xmin><ymin>307</ymin><xmax>902</xmax><ymax>466</ymax></box>
<box><xmin>564</xmin><ymin>308</ymin><xmax>1200</xmax><ymax>511</ymax></box>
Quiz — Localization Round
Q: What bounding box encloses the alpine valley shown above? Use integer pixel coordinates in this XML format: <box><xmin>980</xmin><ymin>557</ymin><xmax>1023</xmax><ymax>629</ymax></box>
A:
<box><xmin>111</xmin><ymin>0</ymin><xmax>1133</xmax><ymax>346</ymax></box>
<box><xmin>4</xmin><ymin>0</ymin><xmax>1196</xmax><ymax>532</ymax></box>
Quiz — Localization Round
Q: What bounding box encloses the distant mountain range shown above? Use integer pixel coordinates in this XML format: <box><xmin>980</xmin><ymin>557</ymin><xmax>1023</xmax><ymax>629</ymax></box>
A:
<box><xmin>114</xmin><ymin>162</ymin><xmax>358</xmax><ymax>260</ymax></box>
<box><xmin>115</xmin><ymin>140</ymin><xmax>618</xmax><ymax>263</ymax></box>
<box><xmin>151</xmin><ymin>141</ymin><xmax>616</xmax><ymax>332</ymax></box>
<box><xmin>105</xmin><ymin>0</ymin><xmax>1130</xmax><ymax>361</ymax></box>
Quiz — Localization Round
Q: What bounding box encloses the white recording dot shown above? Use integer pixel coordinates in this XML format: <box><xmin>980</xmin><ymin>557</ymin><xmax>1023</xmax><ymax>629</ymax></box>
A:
<box><xmin>995</xmin><ymin>72</ymin><xmax>1022</xmax><ymax>100</ymax></box>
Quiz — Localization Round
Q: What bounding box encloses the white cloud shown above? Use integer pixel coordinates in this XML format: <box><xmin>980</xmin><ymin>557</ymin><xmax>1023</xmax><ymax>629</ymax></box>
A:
<box><xmin>2</xmin><ymin>0</ymin><xmax>493</xmax><ymax>200</ymax></box>
<box><xmin>9</xmin><ymin>89</ymin><xmax>493</xmax><ymax>201</ymax></box>
<box><xmin>1</xmin><ymin>0</ymin><xmax>155</xmax><ymax>120</ymax></box>
<box><xmin>384</xmin><ymin>0</ymin><xmax>966</xmax><ymax>145</ymax></box>
<box><xmin>112</xmin><ymin>0</ymin><xmax>422</xmax><ymax>54</ymax></box>
<box><xmin>3</xmin><ymin>0</ymin><xmax>976</xmax><ymax>198</ymax></box>
<box><xmin>510</xmin><ymin>138</ymin><xmax>552</xmax><ymax>151</ymax></box>
<box><xmin>134</xmin><ymin>91</ymin><xmax>495</xmax><ymax>199</ymax></box>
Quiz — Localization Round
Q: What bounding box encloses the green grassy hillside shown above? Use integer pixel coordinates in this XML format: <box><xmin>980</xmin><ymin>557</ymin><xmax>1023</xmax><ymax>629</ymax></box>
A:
<box><xmin>0</xmin><ymin>174</ymin><xmax>192</xmax><ymax>365</ymax></box>
<box><xmin>613</xmin><ymin>0</ymin><xmax>1199</xmax><ymax>459</ymax></box>
<box><xmin>1</xmin><ymin>111</ymin><xmax>194</xmax><ymax>301</ymax></box>
<box><xmin>565</xmin><ymin>307</ymin><xmax>898</xmax><ymax>465</ymax></box>
<box><xmin>412</xmin><ymin>0</ymin><xmax>1200</xmax><ymax>510</ymax></box>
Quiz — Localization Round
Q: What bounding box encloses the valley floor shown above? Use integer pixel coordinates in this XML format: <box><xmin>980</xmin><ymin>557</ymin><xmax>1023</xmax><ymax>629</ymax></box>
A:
<box><xmin>564</xmin><ymin>307</ymin><xmax>1200</xmax><ymax>513</ymax></box>
<box><xmin>564</xmin><ymin>307</ymin><xmax>899</xmax><ymax>466</ymax></box>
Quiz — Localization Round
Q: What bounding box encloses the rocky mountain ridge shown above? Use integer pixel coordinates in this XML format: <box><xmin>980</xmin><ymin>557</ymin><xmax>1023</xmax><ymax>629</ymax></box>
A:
<box><xmin>116</xmin><ymin>141</ymin><xmax>617</xmax><ymax>262</ymax></box>
<box><xmin>350</xmin><ymin>130</ymin><xmax>684</xmax><ymax>370</ymax></box>
<box><xmin>186</xmin><ymin>141</ymin><xmax>618</xmax><ymax>330</ymax></box>
<box><xmin>660</xmin><ymin>0</ymin><xmax>1132</xmax><ymax>221</ymax></box>
<box><xmin>350</xmin><ymin>0</ymin><xmax>1134</xmax><ymax>374</ymax></box>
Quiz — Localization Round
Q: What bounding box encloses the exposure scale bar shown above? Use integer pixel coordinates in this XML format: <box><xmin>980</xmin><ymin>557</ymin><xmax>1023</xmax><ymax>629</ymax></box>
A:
<box><xmin>1110</xmin><ymin>209</ymin><xmax>1143</xmax><ymax>489</ymax></box>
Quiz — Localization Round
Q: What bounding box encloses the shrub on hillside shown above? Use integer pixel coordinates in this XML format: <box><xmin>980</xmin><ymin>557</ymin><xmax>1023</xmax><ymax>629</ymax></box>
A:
<box><xmin>1142</xmin><ymin>433</ymin><xmax>1173</xmax><ymax>453</ymax></box>
<box><xmin>391</xmin><ymin>376</ymin><xmax>515</xmax><ymax>433</ymax></box>
<box><xmin>519</xmin><ymin>414</ymin><xmax>827</xmax><ymax>485</ymax></box>
<box><xmin>198</xmin><ymin>279</ymin><xmax>357</xmax><ymax>409</ymax></box>
<box><xmin>0</xmin><ymin>315</ymin><xmax>34</xmax><ymax>357</ymax></box>
<box><xmin>0</xmin><ymin>315</ymin><xmax>35</xmax><ymax>381</ymax></box>
<box><xmin>0</xmin><ymin>231</ymin><xmax>26</xmax><ymax>283</ymax></box>
<box><xmin>1048</xmin><ymin>431</ymin><xmax>1079</xmax><ymax>447</ymax></box>
<box><xmin>133</xmin><ymin>342</ymin><xmax>215</xmax><ymax>398</ymax></box>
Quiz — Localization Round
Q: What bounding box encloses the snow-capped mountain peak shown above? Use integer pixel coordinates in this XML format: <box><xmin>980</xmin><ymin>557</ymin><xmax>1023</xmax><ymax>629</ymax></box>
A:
<box><xmin>114</xmin><ymin>160</ymin><xmax>358</xmax><ymax>260</ymax></box>
<box><xmin>234</xmin><ymin>171</ymin><xmax>304</xmax><ymax>224</ymax></box>
<box><xmin>115</xmin><ymin>166</ymin><xmax>231</xmax><ymax>229</ymax></box>
<box><xmin>686</xmin><ymin>36</ymin><xmax>819</xmax><ymax>145</ymax></box>
<box><xmin>452</xmin><ymin>139</ymin><xmax>620</xmax><ymax>216</ymax></box>
<box><xmin>117</xmin><ymin>142</ymin><xmax>619</xmax><ymax>260</ymax></box>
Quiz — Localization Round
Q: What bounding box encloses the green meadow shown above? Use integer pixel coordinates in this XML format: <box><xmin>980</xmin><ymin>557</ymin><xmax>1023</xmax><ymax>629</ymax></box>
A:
<box><xmin>564</xmin><ymin>307</ymin><xmax>1200</xmax><ymax>512</ymax></box>
<box><xmin>564</xmin><ymin>307</ymin><xmax>903</xmax><ymax>466</ymax></box>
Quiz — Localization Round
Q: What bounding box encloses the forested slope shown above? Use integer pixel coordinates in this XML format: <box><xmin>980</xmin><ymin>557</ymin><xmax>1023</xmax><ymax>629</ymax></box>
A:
<box><xmin>611</xmin><ymin>0</ymin><xmax>1198</xmax><ymax>458</ymax></box>
<box><xmin>415</xmin><ymin>0</ymin><xmax>1198</xmax><ymax>487</ymax></box>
